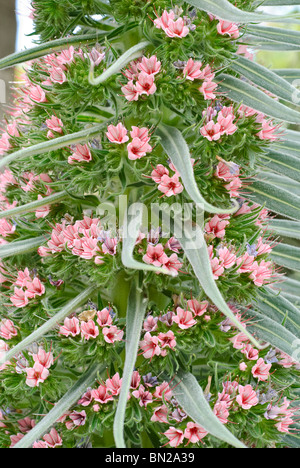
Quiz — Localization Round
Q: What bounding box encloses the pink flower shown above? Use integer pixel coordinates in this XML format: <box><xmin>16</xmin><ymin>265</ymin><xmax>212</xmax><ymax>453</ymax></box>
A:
<box><xmin>46</xmin><ymin>115</ymin><xmax>63</xmax><ymax>134</ymax></box>
<box><xmin>184</xmin><ymin>422</ymin><xmax>208</xmax><ymax>444</ymax></box>
<box><xmin>151</xmin><ymin>164</ymin><xmax>169</xmax><ymax>183</ymax></box>
<box><xmin>106</xmin><ymin>123</ymin><xmax>129</xmax><ymax>144</ymax></box>
<box><xmin>92</xmin><ymin>385</ymin><xmax>113</xmax><ymax>404</ymax></box>
<box><xmin>138</xmin><ymin>56</ymin><xmax>161</xmax><ymax>75</ymax></box>
<box><xmin>143</xmin><ymin>315</ymin><xmax>158</xmax><ymax>332</ymax></box>
<box><xmin>158</xmin><ymin>174</ymin><xmax>184</xmax><ymax>197</ymax></box>
<box><xmin>68</xmin><ymin>410</ymin><xmax>87</xmax><ymax>428</ymax></box>
<box><xmin>205</xmin><ymin>215</ymin><xmax>229</xmax><ymax>239</ymax></box>
<box><xmin>32</xmin><ymin>348</ymin><xmax>54</xmax><ymax>369</ymax></box>
<box><xmin>239</xmin><ymin>362</ymin><xmax>247</xmax><ymax>371</ymax></box>
<box><xmin>29</xmin><ymin>85</ymin><xmax>47</xmax><ymax>103</ymax></box>
<box><xmin>158</xmin><ymin>331</ymin><xmax>176</xmax><ymax>350</ymax></box>
<box><xmin>163</xmin><ymin>253</ymin><xmax>182</xmax><ymax>276</ymax></box>
<box><xmin>0</xmin><ymin>133</ymin><xmax>11</xmax><ymax>155</ymax></box>
<box><xmin>163</xmin><ymin>427</ymin><xmax>184</xmax><ymax>447</ymax></box>
<box><xmin>187</xmin><ymin>299</ymin><xmax>208</xmax><ymax>316</ymax></box>
<box><xmin>236</xmin><ymin>384</ymin><xmax>259</xmax><ymax>410</ymax></box>
<box><xmin>0</xmin><ymin>319</ymin><xmax>18</xmax><ymax>340</ymax></box>
<box><xmin>199</xmin><ymin>80</ymin><xmax>218</xmax><ymax>100</ymax></box>
<box><xmin>151</xmin><ymin>405</ymin><xmax>169</xmax><ymax>423</ymax></box>
<box><xmin>165</xmin><ymin>18</ymin><xmax>190</xmax><ymax>38</ymax></box>
<box><xmin>43</xmin><ymin>428</ymin><xmax>62</xmax><ymax>448</ymax></box>
<box><xmin>257</xmin><ymin>119</ymin><xmax>280</xmax><ymax>141</ymax></box>
<box><xmin>26</xmin><ymin>277</ymin><xmax>45</xmax><ymax>297</ymax></box>
<box><xmin>102</xmin><ymin>325</ymin><xmax>124</xmax><ymax>344</ymax></box>
<box><xmin>183</xmin><ymin>58</ymin><xmax>204</xmax><ymax>81</ymax></box>
<box><xmin>217</xmin><ymin>20</ymin><xmax>240</xmax><ymax>39</ymax></box>
<box><xmin>214</xmin><ymin>401</ymin><xmax>230</xmax><ymax>424</ymax></box>
<box><xmin>143</xmin><ymin>243</ymin><xmax>168</xmax><ymax>267</ymax></box>
<box><xmin>59</xmin><ymin>317</ymin><xmax>80</xmax><ymax>337</ymax></box>
<box><xmin>200</xmin><ymin>121</ymin><xmax>221</xmax><ymax>141</ymax></box>
<box><xmin>35</xmin><ymin>195</ymin><xmax>51</xmax><ymax>219</ymax></box>
<box><xmin>10</xmin><ymin>433</ymin><xmax>24</xmax><ymax>448</ymax></box>
<box><xmin>10</xmin><ymin>287</ymin><xmax>30</xmax><ymax>308</ymax></box>
<box><xmin>96</xmin><ymin>308</ymin><xmax>113</xmax><ymax>327</ymax></box>
<box><xmin>249</xmin><ymin>260</ymin><xmax>274</xmax><ymax>287</ymax></box>
<box><xmin>106</xmin><ymin>373</ymin><xmax>122</xmax><ymax>396</ymax></box>
<box><xmin>121</xmin><ymin>80</ymin><xmax>139</xmax><ymax>101</ymax></box>
<box><xmin>230</xmin><ymin>332</ymin><xmax>249</xmax><ymax>350</ymax></box>
<box><xmin>173</xmin><ymin>307</ymin><xmax>197</xmax><ymax>329</ymax></box>
<box><xmin>80</xmin><ymin>320</ymin><xmax>99</xmax><ymax>340</ymax></box>
<box><xmin>241</xmin><ymin>344</ymin><xmax>259</xmax><ymax>361</ymax></box>
<box><xmin>225</xmin><ymin>177</ymin><xmax>242</xmax><ymax>198</ymax></box>
<box><xmin>132</xmin><ymin>385</ymin><xmax>153</xmax><ymax>407</ymax></box>
<box><xmin>49</xmin><ymin>67</ymin><xmax>67</xmax><ymax>84</ymax></box>
<box><xmin>210</xmin><ymin>257</ymin><xmax>225</xmax><ymax>280</ymax></box>
<box><xmin>25</xmin><ymin>363</ymin><xmax>50</xmax><ymax>387</ymax></box>
<box><xmin>251</xmin><ymin>358</ymin><xmax>272</xmax><ymax>381</ymax></box>
<box><xmin>217</xmin><ymin>113</ymin><xmax>237</xmax><ymax>136</ymax></box>
<box><xmin>57</xmin><ymin>46</ymin><xmax>75</xmax><ymax>65</ymax></box>
<box><xmin>236</xmin><ymin>253</ymin><xmax>256</xmax><ymax>274</ymax></box>
<box><xmin>140</xmin><ymin>332</ymin><xmax>161</xmax><ymax>359</ymax></box>
<box><xmin>127</xmin><ymin>137</ymin><xmax>152</xmax><ymax>160</ymax></box>
<box><xmin>218</xmin><ymin>247</ymin><xmax>236</xmax><ymax>269</ymax></box>
<box><xmin>154</xmin><ymin>10</ymin><xmax>175</xmax><ymax>31</ymax></box>
<box><xmin>154</xmin><ymin>381</ymin><xmax>173</xmax><ymax>401</ymax></box>
<box><xmin>18</xmin><ymin>417</ymin><xmax>36</xmax><ymax>433</ymax></box>
<box><xmin>68</xmin><ymin>144</ymin><xmax>92</xmax><ymax>164</ymax></box>
<box><xmin>135</xmin><ymin>72</ymin><xmax>157</xmax><ymax>95</ymax></box>
<box><xmin>89</xmin><ymin>48</ymin><xmax>105</xmax><ymax>66</ymax></box>
<box><xmin>0</xmin><ymin>218</ymin><xmax>16</xmax><ymax>237</ymax></box>
<box><xmin>32</xmin><ymin>440</ymin><xmax>48</xmax><ymax>448</ymax></box>
<box><xmin>130</xmin><ymin>126</ymin><xmax>151</xmax><ymax>142</ymax></box>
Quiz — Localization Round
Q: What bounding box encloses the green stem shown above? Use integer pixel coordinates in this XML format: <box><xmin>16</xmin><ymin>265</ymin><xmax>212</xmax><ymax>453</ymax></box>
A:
<box><xmin>0</xmin><ymin>191</ymin><xmax>66</xmax><ymax>219</ymax></box>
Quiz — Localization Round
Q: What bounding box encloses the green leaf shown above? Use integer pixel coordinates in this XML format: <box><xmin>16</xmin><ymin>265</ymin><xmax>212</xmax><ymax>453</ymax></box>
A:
<box><xmin>218</xmin><ymin>73</ymin><xmax>300</xmax><ymax>124</ymax></box>
<box><xmin>113</xmin><ymin>280</ymin><xmax>147</xmax><ymax>448</ymax></box>
<box><xmin>245</xmin><ymin>37</ymin><xmax>300</xmax><ymax>51</ymax></box>
<box><xmin>156</xmin><ymin>124</ymin><xmax>239</xmax><ymax>214</ymax></box>
<box><xmin>0</xmin><ymin>191</ymin><xmax>66</xmax><ymax>219</ymax></box>
<box><xmin>259</xmin><ymin>151</ymin><xmax>300</xmax><ymax>183</ymax></box>
<box><xmin>185</xmin><ymin>0</ymin><xmax>300</xmax><ymax>23</ymax></box>
<box><xmin>273</xmin><ymin>276</ymin><xmax>300</xmax><ymax>298</ymax></box>
<box><xmin>268</xmin><ymin>219</ymin><xmax>300</xmax><ymax>240</ymax></box>
<box><xmin>0</xmin><ymin>286</ymin><xmax>95</xmax><ymax>365</ymax></box>
<box><xmin>257</xmin><ymin>172</ymin><xmax>300</xmax><ymax>196</ymax></box>
<box><xmin>246</xmin><ymin>178</ymin><xmax>300</xmax><ymax>220</ymax></box>
<box><xmin>89</xmin><ymin>41</ymin><xmax>150</xmax><ymax>85</ymax></box>
<box><xmin>273</xmin><ymin>139</ymin><xmax>300</xmax><ymax>159</ymax></box>
<box><xmin>121</xmin><ymin>204</ymin><xmax>173</xmax><ymax>275</ymax></box>
<box><xmin>246</xmin><ymin>309</ymin><xmax>300</xmax><ymax>360</ymax></box>
<box><xmin>273</xmin><ymin>69</ymin><xmax>300</xmax><ymax>83</ymax></box>
<box><xmin>172</xmin><ymin>371</ymin><xmax>245</xmax><ymax>448</ymax></box>
<box><xmin>170</xmin><ymin>216</ymin><xmax>262</xmax><ymax>347</ymax></box>
<box><xmin>0</xmin><ymin>236</ymin><xmax>46</xmax><ymax>260</ymax></box>
<box><xmin>247</xmin><ymin>25</ymin><xmax>300</xmax><ymax>48</ymax></box>
<box><xmin>284</xmin><ymin>130</ymin><xmax>300</xmax><ymax>143</ymax></box>
<box><xmin>14</xmin><ymin>363</ymin><xmax>104</xmax><ymax>448</ymax></box>
<box><xmin>0</xmin><ymin>123</ymin><xmax>108</xmax><ymax>171</ymax></box>
<box><xmin>230</xmin><ymin>56</ymin><xmax>298</xmax><ymax>104</ymax></box>
<box><xmin>261</xmin><ymin>0</ymin><xmax>300</xmax><ymax>5</ymax></box>
<box><xmin>256</xmin><ymin>288</ymin><xmax>300</xmax><ymax>339</ymax></box>
<box><xmin>271</xmin><ymin>243</ymin><xmax>300</xmax><ymax>272</ymax></box>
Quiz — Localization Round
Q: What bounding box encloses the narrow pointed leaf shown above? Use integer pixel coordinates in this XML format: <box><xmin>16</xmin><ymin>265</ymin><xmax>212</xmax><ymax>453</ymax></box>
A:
<box><xmin>0</xmin><ymin>191</ymin><xmax>65</xmax><ymax>219</ymax></box>
<box><xmin>247</xmin><ymin>25</ymin><xmax>300</xmax><ymax>48</ymax></box>
<box><xmin>172</xmin><ymin>371</ymin><xmax>245</xmax><ymax>448</ymax></box>
<box><xmin>283</xmin><ymin>130</ymin><xmax>300</xmax><ymax>143</ymax></box>
<box><xmin>218</xmin><ymin>73</ymin><xmax>300</xmax><ymax>124</ymax></box>
<box><xmin>14</xmin><ymin>363</ymin><xmax>104</xmax><ymax>448</ymax></box>
<box><xmin>0</xmin><ymin>236</ymin><xmax>46</xmax><ymax>260</ymax></box>
<box><xmin>256</xmin><ymin>288</ymin><xmax>300</xmax><ymax>338</ymax></box>
<box><xmin>89</xmin><ymin>41</ymin><xmax>150</xmax><ymax>85</ymax></box>
<box><xmin>185</xmin><ymin>0</ymin><xmax>300</xmax><ymax>23</ymax></box>
<box><xmin>273</xmin><ymin>139</ymin><xmax>300</xmax><ymax>159</ymax></box>
<box><xmin>246</xmin><ymin>309</ymin><xmax>300</xmax><ymax>359</ymax></box>
<box><xmin>157</xmin><ymin>125</ymin><xmax>239</xmax><ymax>214</ymax></box>
<box><xmin>260</xmin><ymin>151</ymin><xmax>300</xmax><ymax>182</ymax></box>
<box><xmin>262</xmin><ymin>0</ymin><xmax>300</xmax><ymax>5</ymax></box>
<box><xmin>172</xmin><ymin>217</ymin><xmax>262</xmax><ymax>347</ymax></box>
<box><xmin>271</xmin><ymin>243</ymin><xmax>300</xmax><ymax>272</ymax></box>
<box><xmin>274</xmin><ymin>69</ymin><xmax>300</xmax><ymax>83</ymax></box>
<box><xmin>113</xmin><ymin>281</ymin><xmax>147</xmax><ymax>448</ymax></box>
<box><xmin>230</xmin><ymin>55</ymin><xmax>298</xmax><ymax>103</ymax></box>
<box><xmin>0</xmin><ymin>123</ymin><xmax>108</xmax><ymax>171</ymax></box>
<box><xmin>268</xmin><ymin>219</ymin><xmax>300</xmax><ymax>240</ymax></box>
<box><xmin>273</xmin><ymin>276</ymin><xmax>300</xmax><ymax>298</ymax></box>
<box><xmin>256</xmin><ymin>172</ymin><xmax>300</xmax><ymax>196</ymax></box>
<box><xmin>246</xmin><ymin>178</ymin><xmax>300</xmax><ymax>220</ymax></box>
<box><xmin>245</xmin><ymin>37</ymin><xmax>300</xmax><ymax>51</ymax></box>
<box><xmin>0</xmin><ymin>286</ymin><xmax>95</xmax><ymax>365</ymax></box>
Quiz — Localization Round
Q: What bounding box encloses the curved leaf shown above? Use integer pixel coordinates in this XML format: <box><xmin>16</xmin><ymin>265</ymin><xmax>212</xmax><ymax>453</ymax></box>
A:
<box><xmin>0</xmin><ymin>286</ymin><xmax>95</xmax><ymax>365</ymax></box>
<box><xmin>218</xmin><ymin>73</ymin><xmax>300</xmax><ymax>124</ymax></box>
<box><xmin>0</xmin><ymin>192</ymin><xmax>65</xmax><ymax>219</ymax></box>
<box><xmin>172</xmin><ymin>371</ymin><xmax>246</xmax><ymax>448</ymax></box>
<box><xmin>230</xmin><ymin>55</ymin><xmax>298</xmax><ymax>104</ymax></box>
<box><xmin>14</xmin><ymin>363</ymin><xmax>104</xmax><ymax>448</ymax></box>
<box><xmin>245</xmin><ymin>37</ymin><xmax>300</xmax><ymax>51</ymax></box>
<box><xmin>89</xmin><ymin>41</ymin><xmax>150</xmax><ymax>85</ymax></box>
<box><xmin>157</xmin><ymin>125</ymin><xmax>239</xmax><ymax>214</ymax></box>
<box><xmin>246</xmin><ymin>178</ymin><xmax>300</xmax><ymax>220</ymax></box>
<box><xmin>271</xmin><ymin>243</ymin><xmax>300</xmax><ymax>272</ymax></box>
<box><xmin>273</xmin><ymin>276</ymin><xmax>300</xmax><ymax>298</ymax></box>
<box><xmin>113</xmin><ymin>280</ymin><xmax>147</xmax><ymax>448</ymax></box>
<box><xmin>260</xmin><ymin>151</ymin><xmax>300</xmax><ymax>182</ymax></box>
<box><xmin>0</xmin><ymin>123</ymin><xmax>108</xmax><ymax>171</ymax></box>
<box><xmin>0</xmin><ymin>236</ymin><xmax>46</xmax><ymax>260</ymax></box>
<box><xmin>274</xmin><ymin>69</ymin><xmax>300</xmax><ymax>83</ymax></box>
<box><xmin>256</xmin><ymin>288</ymin><xmax>300</xmax><ymax>338</ymax></box>
<box><xmin>171</xmin><ymin>216</ymin><xmax>262</xmax><ymax>347</ymax></box>
<box><xmin>247</xmin><ymin>25</ymin><xmax>300</xmax><ymax>47</ymax></box>
<box><xmin>268</xmin><ymin>219</ymin><xmax>300</xmax><ymax>240</ymax></box>
<box><xmin>273</xmin><ymin>139</ymin><xmax>300</xmax><ymax>159</ymax></box>
<box><xmin>185</xmin><ymin>0</ymin><xmax>300</xmax><ymax>23</ymax></box>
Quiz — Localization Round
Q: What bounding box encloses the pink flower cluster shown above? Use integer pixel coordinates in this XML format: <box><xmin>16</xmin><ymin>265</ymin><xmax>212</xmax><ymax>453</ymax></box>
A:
<box><xmin>32</xmin><ymin>428</ymin><xmax>63</xmax><ymax>449</ymax></box>
<box><xmin>68</xmin><ymin>143</ymin><xmax>92</xmax><ymax>164</ymax></box>
<box><xmin>150</xmin><ymin>161</ymin><xmax>184</xmax><ymax>197</ymax></box>
<box><xmin>25</xmin><ymin>348</ymin><xmax>54</xmax><ymax>388</ymax></box>
<box><xmin>10</xmin><ymin>268</ymin><xmax>45</xmax><ymax>308</ymax></box>
<box><xmin>38</xmin><ymin>215</ymin><xmax>118</xmax><ymax>265</ymax></box>
<box><xmin>142</xmin><ymin>238</ymin><xmax>183</xmax><ymax>276</ymax></box>
<box><xmin>215</xmin><ymin>160</ymin><xmax>242</xmax><ymax>198</ymax></box>
<box><xmin>106</xmin><ymin>123</ymin><xmax>153</xmax><ymax>160</ymax></box>
<box><xmin>216</xmin><ymin>19</ymin><xmax>240</xmax><ymax>39</ymax></box>
<box><xmin>121</xmin><ymin>55</ymin><xmax>161</xmax><ymax>101</ymax></box>
<box><xmin>154</xmin><ymin>9</ymin><xmax>192</xmax><ymax>39</ymax></box>
<box><xmin>59</xmin><ymin>307</ymin><xmax>123</xmax><ymax>344</ymax></box>
<box><xmin>183</xmin><ymin>58</ymin><xmax>218</xmax><ymax>101</ymax></box>
<box><xmin>201</xmin><ymin>106</ymin><xmax>238</xmax><ymax>141</ymax></box>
